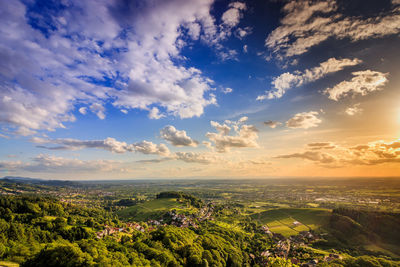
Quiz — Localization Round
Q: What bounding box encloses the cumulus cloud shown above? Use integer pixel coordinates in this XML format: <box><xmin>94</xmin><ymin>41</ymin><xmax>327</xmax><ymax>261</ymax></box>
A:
<box><xmin>264</xmin><ymin>120</ymin><xmax>282</xmax><ymax>128</ymax></box>
<box><xmin>222</xmin><ymin>87</ymin><xmax>233</xmax><ymax>94</ymax></box>
<box><xmin>30</xmin><ymin>135</ymin><xmax>224</xmax><ymax>165</ymax></box>
<box><xmin>160</xmin><ymin>125</ymin><xmax>198</xmax><ymax>147</ymax></box>
<box><xmin>31</xmin><ymin>136</ymin><xmax>170</xmax><ymax>156</ymax></box>
<box><xmin>276</xmin><ymin>151</ymin><xmax>337</xmax><ymax>164</ymax></box>
<box><xmin>307</xmin><ymin>142</ymin><xmax>336</xmax><ymax>150</ymax></box>
<box><xmin>345</xmin><ymin>103</ymin><xmax>363</xmax><ymax>116</ymax></box>
<box><xmin>79</xmin><ymin>107</ymin><xmax>87</xmax><ymax>115</ymax></box>
<box><xmin>221</xmin><ymin>2</ymin><xmax>246</xmax><ymax>28</ymax></box>
<box><xmin>276</xmin><ymin>138</ymin><xmax>400</xmax><ymax>167</ymax></box>
<box><xmin>346</xmin><ymin>139</ymin><xmax>400</xmax><ymax>165</ymax></box>
<box><xmin>174</xmin><ymin>152</ymin><xmax>218</xmax><ymax>164</ymax></box>
<box><xmin>324</xmin><ymin>70</ymin><xmax>388</xmax><ymax>101</ymax></box>
<box><xmin>206</xmin><ymin>117</ymin><xmax>258</xmax><ymax>152</ymax></box>
<box><xmin>202</xmin><ymin>141</ymin><xmax>213</xmax><ymax>149</ymax></box>
<box><xmin>218</xmin><ymin>49</ymin><xmax>239</xmax><ymax>61</ymax></box>
<box><xmin>90</xmin><ymin>103</ymin><xmax>106</xmax><ymax>120</ymax></box>
<box><xmin>0</xmin><ymin>0</ymin><xmax>247</xmax><ymax>135</ymax></box>
<box><xmin>148</xmin><ymin>107</ymin><xmax>165</xmax><ymax>120</ymax></box>
<box><xmin>0</xmin><ymin>154</ymin><xmax>128</xmax><ymax>173</ymax></box>
<box><xmin>132</xmin><ymin>141</ymin><xmax>170</xmax><ymax>157</ymax></box>
<box><xmin>235</xmin><ymin>27</ymin><xmax>252</xmax><ymax>39</ymax></box>
<box><xmin>266</xmin><ymin>0</ymin><xmax>400</xmax><ymax>58</ymax></box>
<box><xmin>31</xmin><ymin>137</ymin><xmax>133</xmax><ymax>153</ymax></box>
<box><xmin>205</xmin><ymin>2</ymin><xmax>247</xmax><ymax>59</ymax></box>
<box><xmin>0</xmin><ymin>1</ymin><xmax>117</xmax><ymax>134</ymax></box>
<box><xmin>257</xmin><ymin>58</ymin><xmax>361</xmax><ymax>100</ymax></box>
<box><xmin>14</xmin><ymin>126</ymin><xmax>37</xmax><ymax>136</ymax></box>
<box><xmin>286</xmin><ymin>111</ymin><xmax>322</xmax><ymax>129</ymax></box>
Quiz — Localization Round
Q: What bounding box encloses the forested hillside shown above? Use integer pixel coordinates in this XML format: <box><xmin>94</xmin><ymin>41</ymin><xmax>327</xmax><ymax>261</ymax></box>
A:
<box><xmin>0</xmin><ymin>182</ymin><xmax>399</xmax><ymax>267</ymax></box>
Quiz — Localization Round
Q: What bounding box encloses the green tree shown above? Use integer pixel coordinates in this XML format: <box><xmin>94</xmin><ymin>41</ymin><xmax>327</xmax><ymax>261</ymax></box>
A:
<box><xmin>22</xmin><ymin>243</ymin><xmax>94</xmax><ymax>267</ymax></box>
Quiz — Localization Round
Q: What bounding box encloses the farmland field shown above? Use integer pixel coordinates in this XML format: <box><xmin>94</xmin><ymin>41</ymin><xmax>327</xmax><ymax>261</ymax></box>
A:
<box><xmin>251</xmin><ymin>208</ymin><xmax>331</xmax><ymax>236</ymax></box>
<box><xmin>117</xmin><ymin>198</ymin><xmax>189</xmax><ymax>221</ymax></box>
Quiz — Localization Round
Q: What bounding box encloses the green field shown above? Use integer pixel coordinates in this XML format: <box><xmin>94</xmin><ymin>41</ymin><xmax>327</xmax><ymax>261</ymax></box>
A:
<box><xmin>117</xmin><ymin>198</ymin><xmax>188</xmax><ymax>221</ymax></box>
<box><xmin>251</xmin><ymin>208</ymin><xmax>332</xmax><ymax>237</ymax></box>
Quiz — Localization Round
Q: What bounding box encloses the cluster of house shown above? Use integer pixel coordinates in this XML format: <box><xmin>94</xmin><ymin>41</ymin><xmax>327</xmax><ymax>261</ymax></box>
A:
<box><xmin>95</xmin><ymin>205</ymin><xmax>215</xmax><ymax>239</ymax></box>
<box><xmin>95</xmin><ymin>223</ymin><xmax>145</xmax><ymax>239</ymax></box>
<box><xmin>289</xmin><ymin>230</ymin><xmax>317</xmax><ymax>245</ymax></box>
<box><xmin>261</xmin><ymin>225</ymin><xmax>273</xmax><ymax>236</ymax></box>
<box><xmin>168</xmin><ymin>211</ymin><xmax>199</xmax><ymax>228</ymax></box>
<box><xmin>324</xmin><ymin>253</ymin><xmax>342</xmax><ymax>262</ymax></box>
<box><xmin>256</xmin><ymin>225</ymin><xmax>343</xmax><ymax>266</ymax></box>
<box><xmin>165</xmin><ymin>205</ymin><xmax>214</xmax><ymax>228</ymax></box>
<box><xmin>197</xmin><ymin>205</ymin><xmax>214</xmax><ymax>222</ymax></box>
<box><xmin>147</xmin><ymin>219</ymin><xmax>163</xmax><ymax>226</ymax></box>
<box><xmin>272</xmin><ymin>240</ymin><xmax>291</xmax><ymax>259</ymax></box>
<box><xmin>0</xmin><ymin>189</ymin><xmax>17</xmax><ymax>195</ymax></box>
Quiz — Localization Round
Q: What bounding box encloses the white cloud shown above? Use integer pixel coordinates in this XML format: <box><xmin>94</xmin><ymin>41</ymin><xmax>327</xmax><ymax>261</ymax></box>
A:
<box><xmin>31</xmin><ymin>137</ymin><xmax>134</xmax><ymax>153</ymax></box>
<box><xmin>186</xmin><ymin>22</ymin><xmax>201</xmax><ymax>40</ymax></box>
<box><xmin>276</xmin><ymin>151</ymin><xmax>337</xmax><ymax>164</ymax></box>
<box><xmin>14</xmin><ymin>126</ymin><xmax>37</xmax><ymax>136</ymax></box>
<box><xmin>222</xmin><ymin>87</ymin><xmax>233</xmax><ymax>94</ymax></box>
<box><xmin>206</xmin><ymin>117</ymin><xmax>258</xmax><ymax>152</ymax></box>
<box><xmin>208</xmin><ymin>2</ymin><xmax>247</xmax><ymax>60</ymax></box>
<box><xmin>243</xmin><ymin>45</ymin><xmax>248</xmax><ymax>53</ymax></box>
<box><xmin>221</xmin><ymin>2</ymin><xmax>246</xmax><ymax>28</ymax></box>
<box><xmin>218</xmin><ymin>49</ymin><xmax>238</xmax><ymax>61</ymax></box>
<box><xmin>0</xmin><ymin>0</ymin><xmax>246</xmax><ymax>135</ymax></box>
<box><xmin>276</xmin><ymin>138</ymin><xmax>400</xmax><ymax>167</ymax></box>
<box><xmin>0</xmin><ymin>1</ymin><xmax>117</xmax><ymax>134</ymax></box>
<box><xmin>265</xmin><ymin>0</ymin><xmax>400</xmax><ymax>58</ymax></box>
<box><xmin>110</xmin><ymin>0</ymin><xmax>245</xmax><ymax>116</ymax></box>
<box><xmin>0</xmin><ymin>161</ymin><xmax>24</xmax><ymax>171</ymax></box>
<box><xmin>345</xmin><ymin>103</ymin><xmax>363</xmax><ymax>116</ymax></box>
<box><xmin>31</xmin><ymin>136</ymin><xmax>170</xmax><ymax>156</ymax></box>
<box><xmin>264</xmin><ymin>120</ymin><xmax>282</xmax><ymax>128</ymax></box>
<box><xmin>202</xmin><ymin>141</ymin><xmax>213</xmax><ymax>149</ymax></box>
<box><xmin>286</xmin><ymin>111</ymin><xmax>322</xmax><ymax>129</ymax></box>
<box><xmin>257</xmin><ymin>58</ymin><xmax>361</xmax><ymax>100</ymax></box>
<box><xmin>132</xmin><ymin>141</ymin><xmax>170</xmax><ymax>157</ymax></box>
<box><xmin>324</xmin><ymin>70</ymin><xmax>388</xmax><ymax>101</ymax></box>
<box><xmin>160</xmin><ymin>125</ymin><xmax>198</xmax><ymax>147</ymax></box>
<box><xmin>210</xmin><ymin>121</ymin><xmax>231</xmax><ymax>135</ymax></box>
<box><xmin>0</xmin><ymin>154</ymin><xmax>128</xmax><ymax>173</ymax></box>
<box><xmin>148</xmin><ymin>107</ymin><xmax>165</xmax><ymax>120</ymax></box>
<box><xmin>307</xmin><ymin>142</ymin><xmax>336</xmax><ymax>150</ymax></box>
<box><xmin>79</xmin><ymin>107</ymin><xmax>87</xmax><ymax>115</ymax></box>
<box><xmin>174</xmin><ymin>152</ymin><xmax>218</xmax><ymax>164</ymax></box>
<box><xmin>90</xmin><ymin>103</ymin><xmax>106</xmax><ymax>120</ymax></box>
<box><xmin>235</xmin><ymin>27</ymin><xmax>252</xmax><ymax>39</ymax></box>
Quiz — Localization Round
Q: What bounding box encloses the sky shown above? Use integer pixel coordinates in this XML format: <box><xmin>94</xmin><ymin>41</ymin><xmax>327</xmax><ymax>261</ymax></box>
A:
<box><xmin>1</xmin><ymin>0</ymin><xmax>400</xmax><ymax>180</ymax></box>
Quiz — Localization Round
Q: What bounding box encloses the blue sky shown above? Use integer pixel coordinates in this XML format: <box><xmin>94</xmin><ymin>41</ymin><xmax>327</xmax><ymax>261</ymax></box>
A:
<box><xmin>1</xmin><ymin>0</ymin><xmax>400</xmax><ymax>179</ymax></box>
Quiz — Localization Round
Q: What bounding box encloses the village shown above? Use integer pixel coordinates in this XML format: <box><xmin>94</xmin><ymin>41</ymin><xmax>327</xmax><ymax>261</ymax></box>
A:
<box><xmin>96</xmin><ymin>204</ymin><xmax>215</xmax><ymax>239</ymax></box>
<box><xmin>259</xmin><ymin>228</ymin><xmax>342</xmax><ymax>266</ymax></box>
